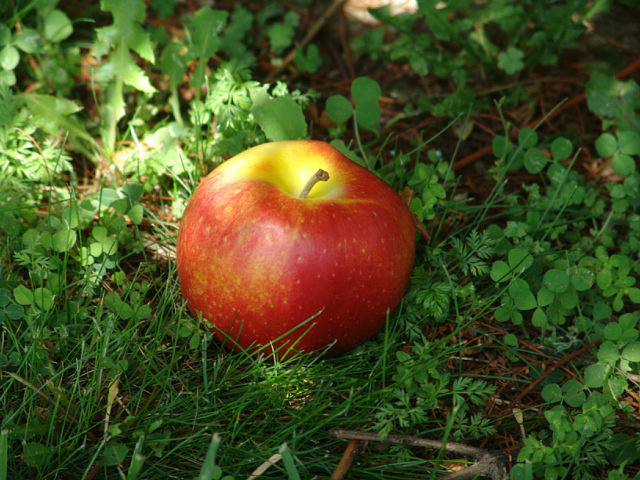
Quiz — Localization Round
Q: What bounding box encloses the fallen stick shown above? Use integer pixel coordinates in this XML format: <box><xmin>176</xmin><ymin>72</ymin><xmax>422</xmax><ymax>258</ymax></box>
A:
<box><xmin>329</xmin><ymin>429</ymin><xmax>508</xmax><ymax>480</ymax></box>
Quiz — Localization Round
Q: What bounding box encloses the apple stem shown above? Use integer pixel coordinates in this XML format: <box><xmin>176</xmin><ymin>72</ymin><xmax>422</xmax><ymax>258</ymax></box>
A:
<box><xmin>299</xmin><ymin>169</ymin><xmax>330</xmax><ymax>198</ymax></box>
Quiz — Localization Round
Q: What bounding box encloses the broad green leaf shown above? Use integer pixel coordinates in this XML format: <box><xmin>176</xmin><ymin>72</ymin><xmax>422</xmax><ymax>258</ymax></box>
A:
<box><xmin>492</xmin><ymin>135</ymin><xmax>512</xmax><ymax>158</ymax></box>
<box><xmin>593</xmin><ymin>301</ymin><xmax>612</xmax><ymax>322</ymax></box>
<box><xmin>628</xmin><ymin>287</ymin><xmax>640</xmax><ymax>304</ymax></box>
<box><xmin>351</xmin><ymin>76</ymin><xmax>382</xmax><ymax>106</ymax></box>
<box><xmin>13</xmin><ymin>285</ymin><xmax>33</xmax><ymax>306</ymax></box>
<box><xmin>571</xmin><ymin>267</ymin><xmax>594</xmax><ymax>291</ymax></box>
<box><xmin>541</xmin><ymin>383</ymin><xmax>562</xmax><ymax>403</ymax></box>
<box><xmin>596</xmin><ymin>269</ymin><xmax>612</xmax><ymax>289</ymax></box>
<box><xmin>44</xmin><ymin>9</ymin><xmax>73</xmax><ymax>42</ymax></box>
<box><xmin>100</xmin><ymin>441</ymin><xmax>128</xmax><ymax>466</ymax></box>
<box><xmin>536</xmin><ymin>287</ymin><xmax>554</xmax><ymax>307</ymax></box>
<box><xmin>594</xmin><ymin>132</ymin><xmax>617</xmax><ymax>157</ymax></box>
<box><xmin>518</xmin><ymin>128</ymin><xmax>538</xmax><ymax>148</ymax></box>
<box><xmin>551</xmin><ymin>137</ymin><xmax>572</xmax><ymax>161</ymax></box>
<box><xmin>326</xmin><ymin>95</ymin><xmax>353</xmax><ymax>124</ymax></box>
<box><xmin>0</xmin><ymin>45</ymin><xmax>19</xmax><ymax>70</ymax></box>
<box><xmin>508</xmin><ymin>248</ymin><xmax>533</xmax><ymax>272</ymax></box>
<box><xmin>490</xmin><ymin>260</ymin><xmax>510</xmax><ymax>282</ymax></box>
<box><xmin>509</xmin><ymin>278</ymin><xmax>536</xmax><ymax>310</ymax></box>
<box><xmin>355</xmin><ymin>102</ymin><xmax>381</xmax><ymax>128</ymax></box>
<box><xmin>597</xmin><ymin>341</ymin><xmax>619</xmax><ymax>364</ymax></box>
<box><xmin>617</xmin><ymin>130</ymin><xmax>640</xmax><ymax>155</ymax></box>
<box><xmin>531</xmin><ymin>308</ymin><xmax>547</xmax><ymax>327</ymax></box>
<box><xmin>52</xmin><ymin>229</ymin><xmax>77</xmax><ymax>253</ymax></box>
<box><xmin>584</xmin><ymin>363</ymin><xmax>607</xmax><ymax>388</ymax></box>
<box><xmin>586</xmin><ymin>72</ymin><xmax>640</xmax><ymax>130</ymax></box>
<box><xmin>604</xmin><ymin>322</ymin><xmax>623</xmax><ymax>341</ymax></box>
<box><xmin>561</xmin><ymin>380</ymin><xmax>585</xmax><ymax>407</ymax></box>
<box><xmin>251</xmin><ymin>96</ymin><xmax>306</xmax><ymax>141</ymax></box>
<box><xmin>127</xmin><ymin>204</ymin><xmax>144</xmax><ymax>225</ymax></box>
<box><xmin>611</xmin><ymin>152</ymin><xmax>635</xmax><ymax>176</ymax></box>
<box><xmin>33</xmin><ymin>287</ymin><xmax>54</xmax><ymax>310</ymax></box>
<box><xmin>523</xmin><ymin>148</ymin><xmax>548</xmax><ymax>174</ymax></box>
<box><xmin>621</xmin><ymin>342</ymin><xmax>640</xmax><ymax>362</ymax></box>
<box><xmin>543</xmin><ymin>269</ymin><xmax>570</xmax><ymax>293</ymax></box>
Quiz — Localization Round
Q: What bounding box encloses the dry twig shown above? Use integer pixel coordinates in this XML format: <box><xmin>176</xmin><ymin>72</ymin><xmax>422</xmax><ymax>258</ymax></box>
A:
<box><xmin>330</xmin><ymin>429</ymin><xmax>508</xmax><ymax>480</ymax></box>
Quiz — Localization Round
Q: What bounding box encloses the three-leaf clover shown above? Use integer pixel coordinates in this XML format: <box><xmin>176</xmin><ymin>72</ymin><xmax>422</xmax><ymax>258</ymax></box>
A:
<box><xmin>326</xmin><ymin>76</ymin><xmax>382</xmax><ymax>128</ymax></box>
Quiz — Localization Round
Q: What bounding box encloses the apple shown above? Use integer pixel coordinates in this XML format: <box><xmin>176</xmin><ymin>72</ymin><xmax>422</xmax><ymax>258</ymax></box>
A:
<box><xmin>176</xmin><ymin>140</ymin><xmax>415</xmax><ymax>357</ymax></box>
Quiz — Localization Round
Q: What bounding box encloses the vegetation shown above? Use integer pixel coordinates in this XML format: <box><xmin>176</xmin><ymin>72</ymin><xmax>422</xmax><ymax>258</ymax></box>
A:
<box><xmin>1</xmin><ymin>0</ymin><xmax>639</xmax><ymax>478</ymax></box>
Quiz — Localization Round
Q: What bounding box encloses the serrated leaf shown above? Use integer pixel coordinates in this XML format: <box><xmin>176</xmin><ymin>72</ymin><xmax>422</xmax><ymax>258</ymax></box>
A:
<box><xmin>161</xmin><ymin>41</ymin><xmax>188</xmax><ymax>90</ymax></box>
<box><xmin>122</xmin><ymin>61</ymin><xmax>156</xmax><ymax>93</ymax></box>
<box><xmin>191</xmin><ymin>7</ymin><xmax>228</xmax><ymax>59</ymax></box>
<box><xmin>20</xmin><ymin>93</ymin><xmax>95</xmax><ymax>145</ymax></box>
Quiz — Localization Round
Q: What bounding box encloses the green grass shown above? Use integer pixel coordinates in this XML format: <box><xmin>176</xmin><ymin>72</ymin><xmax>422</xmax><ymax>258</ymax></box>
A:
<box><xmin>2</xmin><ymin>1</ymin><xmax>640</xmax><ymax>479</ymax></box>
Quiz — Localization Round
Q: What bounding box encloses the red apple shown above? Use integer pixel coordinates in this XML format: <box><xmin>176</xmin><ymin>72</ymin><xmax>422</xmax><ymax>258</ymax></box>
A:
<box><xmin>176</xmin><ymin>140</ymin><xmax>415</xmax><ymax>357</ymax></box>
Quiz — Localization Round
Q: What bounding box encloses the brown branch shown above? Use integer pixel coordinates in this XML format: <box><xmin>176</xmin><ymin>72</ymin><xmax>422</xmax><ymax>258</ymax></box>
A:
<box><xmin>330</xmin><ymin>439</ymin><xmax>367</xmax><ymax>480</ymax></box>
<box><xmin>329</xmin><ymin>429</ymin><xmax>508</xmax><ymax>480</ymax></box>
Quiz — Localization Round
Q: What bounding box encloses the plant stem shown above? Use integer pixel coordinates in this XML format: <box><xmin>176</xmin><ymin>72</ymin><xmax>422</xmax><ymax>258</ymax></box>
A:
<box><xmin>299</xmin><ymin>169</ymin><xmax>329</xmax><ymax>198</ymax></box>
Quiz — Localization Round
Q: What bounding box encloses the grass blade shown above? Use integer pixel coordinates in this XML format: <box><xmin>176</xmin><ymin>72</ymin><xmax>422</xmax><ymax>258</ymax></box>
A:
<box><xmin>198</xmin><ymin>433</ymin><xmax>222</xmax><ymax>480</ymax></box>
<box><xmin>0</xmin><ymin>429</ymin><xmax>8</xmax><ymax>480</ymax></box>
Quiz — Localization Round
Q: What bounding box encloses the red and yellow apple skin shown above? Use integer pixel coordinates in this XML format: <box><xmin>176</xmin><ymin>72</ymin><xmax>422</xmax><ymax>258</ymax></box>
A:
<box><xmin>176</xmin><ymin>140</ymin><xmax>415</xmax><ymax>357</ymax></box>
